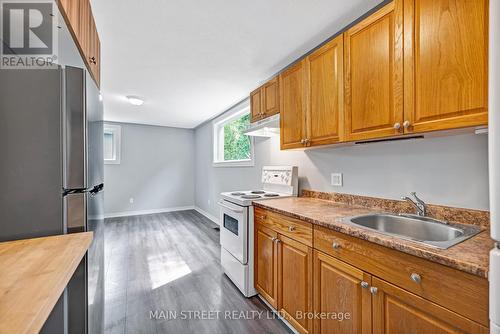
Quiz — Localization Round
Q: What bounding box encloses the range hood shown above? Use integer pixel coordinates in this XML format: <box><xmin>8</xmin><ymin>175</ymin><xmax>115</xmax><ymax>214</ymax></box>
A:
<box><xmin>243</xmin><ymin>114</ymin><xmax>280</xmax><ymax>137</ymax></box>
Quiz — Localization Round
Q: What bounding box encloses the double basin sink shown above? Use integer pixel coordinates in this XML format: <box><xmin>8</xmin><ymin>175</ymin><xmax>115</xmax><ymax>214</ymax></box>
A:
<box><xmin>344</xmin><ymin>214</ymin><xmax>481</xmax><ymax>249</ymax></box>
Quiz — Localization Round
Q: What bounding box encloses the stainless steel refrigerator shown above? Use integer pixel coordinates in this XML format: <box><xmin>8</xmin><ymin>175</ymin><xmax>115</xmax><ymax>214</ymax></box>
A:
<box><xmin>0</xmin><ymin>66</ymin><xmax>105</xmax><ymax>334</ymax></box>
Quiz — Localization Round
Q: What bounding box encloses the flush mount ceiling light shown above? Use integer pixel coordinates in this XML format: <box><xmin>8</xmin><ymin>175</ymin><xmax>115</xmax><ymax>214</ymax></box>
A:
<box><xmin>126</xmin><ymin>95</ymin><xmax>145</xmax><ymax>106</ymax></box>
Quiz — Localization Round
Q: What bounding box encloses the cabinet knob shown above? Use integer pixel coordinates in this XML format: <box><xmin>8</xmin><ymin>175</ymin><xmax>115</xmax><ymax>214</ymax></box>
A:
<box><xmin>410</xmin><ymin>273</ymin><xmax>422</xmax><ymax>283</ymax></box>
<box><xmin>258</xmin><ymin>215</ymin><xmax>266</xmax><ymax>220</ymax></box>
<box><xmin>300</xmin><ymin>139</ymin><xmax>306</xmax><ymax>144</ymax></box>
<box><xmin>332</xmin><ymin>242</ymin><xmax>341</xmax><ymax>250</ymax></box>
<box><xmin>304</xmin><ymin>138</ymin><xmax>310</xmax><ymax>144</ymax></box>
<box><xmin>360</xmin><ymin>281</ymin><xmax>369</xmax><ymax>289</ymax></box>
<box><xmin>393</xmin><ymin>122</ymin><xmax>401</xmax><ymax>130</ymax></box>
<box><xmin>288</xmin><ymin>226</ymin><xmax>296</xmax><ymax>232</ymax></box>
<box><xmin>275</xmin><ymin>238</ymin><xmax>281</xmax><ymax>244</ymax></box>
<box><xmin>370</xmin><ymin>287</ymin><xmax>378</xmax><ymax>295</ymax></box>
<box><xmin>271</xmin><ymin>237</ymin><xmax>277</xmax><ymax>242</ymax></box>
<box><xmin>403</xmin><ymin>120</ymin><xmax>411</xmax><ymax>128</ymax></box>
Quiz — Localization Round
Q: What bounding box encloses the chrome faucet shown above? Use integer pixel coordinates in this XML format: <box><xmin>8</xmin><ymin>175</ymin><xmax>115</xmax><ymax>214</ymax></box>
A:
<box><xmin>402</xmin><ymin>192</ymin><xmax>427</xmax><ymax>216</ymax></box>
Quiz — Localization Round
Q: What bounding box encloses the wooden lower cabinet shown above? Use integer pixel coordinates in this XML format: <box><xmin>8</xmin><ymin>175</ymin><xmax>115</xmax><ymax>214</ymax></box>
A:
<box><xmin>372</xmin><ymin>277</ymin><xmax>488</xmax><ymax>334</ymax></box>
<box><xmin>254</xmin><ymin>224</ymin><xmax>278</xmax><ymax>309</ymax></box>
<box><xmin>255</xmin><ymin>209</ymin><xmax>489</xmax><ymax>334</ymax></box>
<box><xmin>277</xmin><ymin>235</ymin><xmax>313</xmax><ymax>334</ymax></box>
<box><xmin>313</xmin><ymin>250</ymin><xmax>372</xmax><ymax>334</ymax></box>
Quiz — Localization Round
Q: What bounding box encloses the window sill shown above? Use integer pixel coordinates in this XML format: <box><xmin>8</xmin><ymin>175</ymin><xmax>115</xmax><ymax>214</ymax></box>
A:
<box><xmin>212</xmin><ymin>160</ymin><xmax>255</xmax><ymax>168</ymax></box>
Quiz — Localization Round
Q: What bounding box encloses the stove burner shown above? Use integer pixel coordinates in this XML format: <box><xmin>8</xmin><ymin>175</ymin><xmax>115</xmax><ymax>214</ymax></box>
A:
<box><xmin>241</xmin><ymin>195</ymin><xmax>262</xmax><ymax>199</ymax></box>
<box><xmin>263</xmin><ymin>193</ymin><xmax>280</xmax><ymax>197</ymax></box>
<box><xmin>231</xmin><ymin>192</ymin><xmax>246</xmax><ymax>196</ymax></box>
<box><xmin>250</xmin><ymin>190</ymin><xmax>266</xmax><ymax>194</ymax></box>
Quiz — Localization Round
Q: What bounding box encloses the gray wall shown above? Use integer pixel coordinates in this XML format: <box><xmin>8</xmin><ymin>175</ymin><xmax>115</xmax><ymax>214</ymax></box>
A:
<box><xmin>195</xmin><ymin>122</ymin><xmax>489</xmax><ymax>219</ymax></box>
<box><xmin>104</xmin><ymin>122</ymin><xmax>195</xmax><ymax>215</ymax></box>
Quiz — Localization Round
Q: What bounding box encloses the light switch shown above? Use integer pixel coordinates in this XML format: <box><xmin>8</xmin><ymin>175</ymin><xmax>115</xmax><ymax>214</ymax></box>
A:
<box><xmin>331</xmin><ymin>173</ymin><xmax>343</xmax><ymax>187</ymax></box>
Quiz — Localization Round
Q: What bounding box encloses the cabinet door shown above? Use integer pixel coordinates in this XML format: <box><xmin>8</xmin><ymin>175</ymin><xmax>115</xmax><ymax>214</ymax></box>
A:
<box><xmin>88</xmin><ymin>14</ymin><xmax>100</xmax><ymax>87</ymax></box>
<box><xmin>306</xmin><ymin>34</ymin><xmax>344</xmax><ymax>146</ymax></box>
<box><xmin>79</xmin><ymin>0</ymin><xmax>91</xmax><ymax>63</ymax></box>
<box><xmin>254</xmin><ymin>224</ymin><xmax>278</xmax><ymax>309</ymax></box>
<box><xmin>372</xmin><ymin>277</ymin><xmax>488</xmax><ymax>334</ymax></box>
<box><xmin>344</xmin><ymin>0</ymin><xmax>404</xmax><ymax>141</ymax></box>
<box><xmin>250</xmin><ymin>88</ymin><xmax>263</xmax><ymax>123</ymax></box>
<box><xmin>280</xmin><ymin>60</ymin><xmax>307</xmax><ymax>149</ymax></box>
<box><xmin>313</xmin><ymin>251</ymin><xmax>372</xmax><ymax>334</ymax></box>
<box><xmin>278</xmin><ymin>235</ymin><xmax>313</xmax><ymax>334</ymax></box>
<box><xmin>403</xmin><ymin>0</ymin><xmax>488</xmax><ymax>133</ymax></box>
<box><xmin>58</xmin><ymin>0</ymin><xmax>81</xmax><ymax>40</ymax></box>
<box><xmin>262</xmin><ymin>77</ymin><xmax>279</xmax><ymax>118</ymax></box>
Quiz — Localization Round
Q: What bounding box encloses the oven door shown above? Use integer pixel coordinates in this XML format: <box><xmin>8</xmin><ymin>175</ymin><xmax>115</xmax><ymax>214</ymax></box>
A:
<box><xmin>218</xmin><ymin>200</ymin><xmax>248</xmax><ymax>264</ymax></box>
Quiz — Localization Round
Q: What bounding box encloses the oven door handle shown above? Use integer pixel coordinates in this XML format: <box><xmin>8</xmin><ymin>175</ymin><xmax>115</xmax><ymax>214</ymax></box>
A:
<box><xmin>218</xmin><ymin>201</ymin><xmax>244</xmax><ymax>213</ymax></box>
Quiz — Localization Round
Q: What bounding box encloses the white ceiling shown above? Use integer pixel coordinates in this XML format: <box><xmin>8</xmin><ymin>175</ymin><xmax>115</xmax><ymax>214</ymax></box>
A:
<box><xmin>90</xmin><ymin>0</ymin><xmax>383</xmax><ymax>129</ymax></box>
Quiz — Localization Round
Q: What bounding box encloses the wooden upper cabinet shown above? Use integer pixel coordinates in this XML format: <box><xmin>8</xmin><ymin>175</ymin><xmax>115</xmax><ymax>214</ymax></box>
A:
<box><xmin>313</xmin><ymin>251</ymin><xmax>372</xmax><ymax>334</ymax></box>
<box><xmin>344</xmin><ymin>0</ymin><xmax>404</xmax><ymax>141</ymax></box>
<box><xmin>57</xmin><ymin>0</ymin><xmax>100</xmax><ymax>87</ymax></box>
<box><xmin>280</xmin><ymin>60</ymin><xmax>307</xmax><ymax>149</ymax></box>
<box><xmin>306</xmin><ymin>34</ymin><xmax>344</xmax><ymax>146</ymax></box>
<box><xmin>262</xmin><ymin>77</ymin><xmax>279</xmax><ymax>117</ymax></box>
<box><xmin>372</xmin><ymin>277</ymin><xmax>488</xmax><ymax>333</ymax></box>
<box><xmin>278</xmin><ymin>235</ymin><xmax>313</xmax><ymax>334</ymax></box>
<box><xmin>88</xmin><ymin>13</ymin><xmax>100</xmax><ymax>86</ymax></box>
<box><xmin>59</xmin><ymin>0</ymin><xmax>81</xmax><ymax>39</ymax></box>
<box><xmin>403</xmin><ymin>0</ymin><xmax>488</xmax><ymax>133</ymax></box>
<box><xmin>250</xmin><ymin>77</ymin><xmax>279</xmax><ymax>123</ymax></box>
<box><xmin>250</xmin><ymin>88</ymin><xmax>263</xmax><ymax>122</ymax></box>
<box><xmin>254</xmin><ymin>224</ymin><xmax>278</xmax><ymax>309</ymax></box>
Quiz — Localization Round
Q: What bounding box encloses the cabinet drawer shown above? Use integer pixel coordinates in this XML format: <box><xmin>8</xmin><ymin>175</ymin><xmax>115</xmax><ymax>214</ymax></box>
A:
<box><xmin>314</xmin><ymin>225</ymin><xmax>488</xmax><ymax>326</ymax></box>
<box><xmin>255</xmin><ymin>208</ymin><xmax>312</xmax><ymax>246</ymax></box>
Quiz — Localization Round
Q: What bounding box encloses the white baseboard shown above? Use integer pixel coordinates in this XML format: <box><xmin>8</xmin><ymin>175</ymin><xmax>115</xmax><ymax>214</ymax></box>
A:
<box><xmin>194</xmin><ymin>206</ymin><xmax>220</xmax><ymax>225</ymax></box>
<box><xmin>104</xmin><ymin>206</ymin><xmax>195</xmax><ymax>219</ymax></box>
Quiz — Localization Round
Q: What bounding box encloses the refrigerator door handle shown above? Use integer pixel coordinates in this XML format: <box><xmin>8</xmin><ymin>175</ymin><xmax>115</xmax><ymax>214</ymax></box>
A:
<box><xmin>63</xmin><ymin>187</ymin><xmax>87</xmax><ymax>196</ymax></box>
<box><xmin>88</xmin><ymin>183</ymin><xmax>104</xmax><ymax>197</ymax></box>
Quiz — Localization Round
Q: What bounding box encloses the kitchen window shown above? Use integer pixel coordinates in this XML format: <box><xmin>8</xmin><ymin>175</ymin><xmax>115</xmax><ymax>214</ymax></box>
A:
<box><xmin>213</xmin><ymin>99</ymin><xmax>254</xmax><ymax>167</ymax></box>
<box><xmin>103</xmin><ymin>124</ymin><xmax>121</xmax><ymax>164</ymax></box>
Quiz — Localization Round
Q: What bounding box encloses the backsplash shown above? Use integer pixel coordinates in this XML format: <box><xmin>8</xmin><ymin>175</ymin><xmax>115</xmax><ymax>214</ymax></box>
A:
<box><xmin>301</xmin><ymin>190</ymin><xmax>490</xmax><ymax>228</ymax></box>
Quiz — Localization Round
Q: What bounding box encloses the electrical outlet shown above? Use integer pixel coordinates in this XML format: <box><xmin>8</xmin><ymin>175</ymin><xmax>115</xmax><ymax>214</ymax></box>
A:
<box><xmin>129</xmin><ymin>198</ymin><xmax>134</xmax><ymax>204</ymax></box>
<box><xmin>331</xmin><ymin>173</ymin><xmax>343</xmax><ymax>187</ymax></box>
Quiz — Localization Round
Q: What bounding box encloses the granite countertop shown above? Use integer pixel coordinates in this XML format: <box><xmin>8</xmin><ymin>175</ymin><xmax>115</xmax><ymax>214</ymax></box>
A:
<box><xmin>0</xmin><ymin>232</ymin><xmax>93</xmax><ymax>334</ymax></box>
<box><xmin>253</xmin><ymin>197</ymin><xmax>492</xmax><ymax>278</ymax></box>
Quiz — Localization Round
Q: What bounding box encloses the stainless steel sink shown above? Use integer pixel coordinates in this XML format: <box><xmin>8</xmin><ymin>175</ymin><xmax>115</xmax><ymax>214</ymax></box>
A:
<box><xmin>344</xmin><ymin>214</ymin><xmax>481</xmax><ymax>249</ymax></box>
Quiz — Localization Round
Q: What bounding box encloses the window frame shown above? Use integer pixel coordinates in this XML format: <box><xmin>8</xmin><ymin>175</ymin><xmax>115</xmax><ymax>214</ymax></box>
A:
<box><xmin>103</xmin><ymin>124</ymin><xmax>122</xmax><ymax>165</ymax></box>
<box><xmin>212</xmin><ymin>100</ymin><xmax>254</xmax><ymax>167</ymax></box>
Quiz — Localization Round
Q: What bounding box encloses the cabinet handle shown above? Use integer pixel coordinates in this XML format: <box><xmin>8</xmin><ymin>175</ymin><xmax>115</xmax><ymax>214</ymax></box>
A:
<box><xmin>288</xmin><ymin>226</ymin><xmax>296</xmax><ymax>232</ymax></box>
<box><xmin>403</xmin><ymin>120</ymin><xmax>411</xmax><ymax>128</ymax></box>
<box><xmin>360</xmin><ymin>281</ymin><xmax>369</xmax><ymax>289</ymax></box>
<box><xmin>271</xmin><ymin>237</ymin><xmax>277</xmax><ymax>242</ymax></box>
<box><xmin>304</xmin><ymin>138</ymin><xmax>310</xmax><ymax>144</ymax></box>
<box><xmin>410</xmin><ymin>273</ymin><xmax>422</xmax><ymax>283</ymax></box>
<box><xmin>300</xmin><ymin>139</ymin><xmax>306</xmax><ymax>144</ymax></box>
<box><xmin>274</xmin><ymin>238</ymin><xmax>281</xmax><ymax>244</ymax></box>
<box><xmin>370</xmin><ymin>287</ymin><xmax>378</xmax><ymax>295</ymax></box>
<box><xmin>89</xmin><ymin>56</ymin><xmax>96</xmax><ymax>64</ymax></box>
<box><xmin>332</xmin><ymin>242</ymin><xmax>341</xmax><ymax>250</ymax></box>
<box><xmin>393</xmin><ymin>122</ymin><xmax>401</xmax><ymax>130</ymax></box>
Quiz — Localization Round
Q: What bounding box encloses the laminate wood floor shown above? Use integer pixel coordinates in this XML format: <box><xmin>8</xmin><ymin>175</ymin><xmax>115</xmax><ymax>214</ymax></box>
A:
<box><xmin>104</xmin><ymin>210</ymin><xmax>291</xmax><ymax>334</ymax></box>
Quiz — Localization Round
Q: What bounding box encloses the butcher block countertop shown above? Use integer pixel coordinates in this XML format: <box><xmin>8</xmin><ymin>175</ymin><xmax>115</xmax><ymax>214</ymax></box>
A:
<box><xmin>253</xmin><ymin>195</ymin><xmax>492</xmax><ymax>278</ymax></box>
<box><xmin>0</xmin><ymin>232</ymin><xmax>93</xmax><ymax>334</ymax></box>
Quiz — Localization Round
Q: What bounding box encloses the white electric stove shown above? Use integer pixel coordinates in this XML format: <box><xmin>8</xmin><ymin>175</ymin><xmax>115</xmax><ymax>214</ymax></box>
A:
<box><xmin>218</xmin><ymin>166</ymin><xmax>298</xmax><ymax>297</ymax></box>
